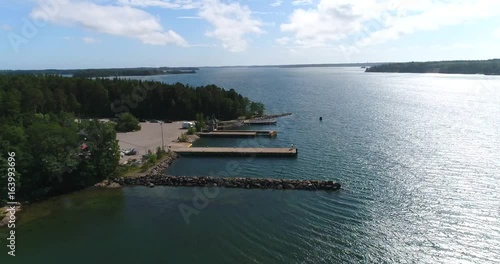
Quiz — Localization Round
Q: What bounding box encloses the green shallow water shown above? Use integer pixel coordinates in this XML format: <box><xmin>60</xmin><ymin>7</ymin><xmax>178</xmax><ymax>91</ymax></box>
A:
<box><xmin>1</xmin><ymin>68</ymin><xmax>500</xmax><ymax>263</ymax></box>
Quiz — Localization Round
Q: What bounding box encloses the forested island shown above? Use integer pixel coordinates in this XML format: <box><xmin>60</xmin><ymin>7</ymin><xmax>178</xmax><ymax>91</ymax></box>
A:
<box><xmin>0</xmin><ymin>75</ymin><xmax>264</xmax><ymax>205</ymax></box>
<box><xmin>0</xmin><ymin>67</ymin><xmax>198</xmax><ymax>78</ymax></box>
<box><xmin>366</xmin><ymin>59</ymin><xmax>500</xmax><ymax>75</ymax></box>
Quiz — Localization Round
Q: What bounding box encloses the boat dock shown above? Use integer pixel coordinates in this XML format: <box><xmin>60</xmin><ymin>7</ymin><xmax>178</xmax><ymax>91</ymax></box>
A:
<box><xmin>174</xmin><ymin>147</ymin><xmax>298</xmax><ymax>157</ymax></box>
<box><xmin>218</xmin><ymin>129</ymin><xmax>277</xmax><ymax>134</ymax></box>
<box><xmin>200</xmin><ymin>130</ymin><xmax>277</xmax><ymax>137</ymax></box>
<box><xmin>199</xmin><ymin>132</ymin><xmax>258</xmax><ymax>137</ymax></box>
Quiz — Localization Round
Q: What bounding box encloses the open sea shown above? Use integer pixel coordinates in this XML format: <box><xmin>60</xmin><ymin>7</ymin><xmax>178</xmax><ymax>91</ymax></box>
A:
<box><xmin>1</xmin><ymin>67</ymin><xmax>499</xmax><ymax>263</ymax></box>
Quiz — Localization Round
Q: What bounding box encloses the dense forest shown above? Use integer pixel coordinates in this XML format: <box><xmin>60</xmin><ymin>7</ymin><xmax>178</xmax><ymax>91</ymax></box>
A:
<box><xmin>366</xmin><ymin>59</ymin><xmax>500</xmax><ymax>75</ymax></box>
<box><xmin>0</xmin><ymin>75</ymin><xmax>264</xmax><ymax>120</ymax></box>
<box><xmin>0</xmin><ymin>75</ymin><xmax>264</xmax><ymax>205</ymax></box>
<box><xmin>0</xmin><ymin>67</ymin><xmax>198</xmax><ymax>78</ymax></box>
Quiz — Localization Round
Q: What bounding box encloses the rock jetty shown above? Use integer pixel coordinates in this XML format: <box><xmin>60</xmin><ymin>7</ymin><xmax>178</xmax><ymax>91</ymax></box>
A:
<box><xmin>114</xmin><ymin>176</ymin><xmax>341</xmax><ymax>191</ymax></box>
<box><xmin>94</xmin><ymin>180</ymin><xmax>121</xmax><ymax>188</ymax></box>
<box><xmin>96</xmin><ymin>153</ymin><xmax>178</xmax><ymax>189</ymax></box>
<box><xmin>254</xmin><ymin>113</ymin><xmax>292</xmax><ymax>120</ymax></box>
<box><xmin>146</xmin><ymin>153</ymin><xmax>178</xmax><ymax>177</ymax></box>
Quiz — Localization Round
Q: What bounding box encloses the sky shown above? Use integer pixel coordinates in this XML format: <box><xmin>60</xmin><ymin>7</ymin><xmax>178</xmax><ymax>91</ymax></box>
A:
<box><xmin>1</xmin><ymin>0</ymin><xmax>500</xmax><ymax>69</ymax></box>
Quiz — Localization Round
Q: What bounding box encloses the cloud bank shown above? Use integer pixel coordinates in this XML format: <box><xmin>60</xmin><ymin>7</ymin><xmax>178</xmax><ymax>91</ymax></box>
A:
<box><xmin>31</xmin><ymin>0</ymin><xmax>187</xmax><ymax>46</ymax></box>
<box><xmin>280</xmin><ymin>0</ymin><xmax>500</xmax><ymax>48</ymax></box>
<box><xmin>198</xmin><ymin>0</ymin><xmax>263</xmax><ymax>52</ymax></box>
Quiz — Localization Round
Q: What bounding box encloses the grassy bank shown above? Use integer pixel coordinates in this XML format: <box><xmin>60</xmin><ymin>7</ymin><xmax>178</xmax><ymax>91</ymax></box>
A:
<box><xmin>114</xmin><ymin>147</ymin><xmax>176</xmax><ymax>178</ymax></box>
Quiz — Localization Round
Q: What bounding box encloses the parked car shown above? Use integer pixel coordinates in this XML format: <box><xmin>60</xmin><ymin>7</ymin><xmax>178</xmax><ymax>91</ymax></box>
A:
<box><xmin>123</xmin><ymin>148</ymin><xmax>137</xmax><ymax>156</ymax></box>
<box><xmin>164</xmin><ymin>120</ymin><xmax>173</xmax><ymax>123</ymax></box>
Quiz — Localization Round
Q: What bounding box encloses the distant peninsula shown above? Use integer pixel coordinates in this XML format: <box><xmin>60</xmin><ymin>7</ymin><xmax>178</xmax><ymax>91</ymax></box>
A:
<box><xmin>366</xmin><ymin>59</ymin><xmax>500</xmax><ymax>75</ymax></box>
<box><xmin>0</xmin><ymin>67</ymin><xmax>198</xmax><ymax>77</ymax></box>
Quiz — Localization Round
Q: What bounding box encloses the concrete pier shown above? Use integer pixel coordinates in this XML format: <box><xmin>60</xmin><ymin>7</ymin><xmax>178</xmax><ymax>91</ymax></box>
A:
<box><xmin>174</xmin><ymin>147</ymin><xmax>298</xmax><ymax>157</ymax></box>
<box><xmin>216</xmin><ymin>129</ymin><xmax>277</xmax><ymax>135</ymax></box>
<box><xmin>199</xmin><ymin>132</ymin><xmax>257</xmax><ymax>138</ymax></box>
<box><xmin>200</xmin><ymin>130</ymin><xmax>277</xmax><ymax>137</ymax></box>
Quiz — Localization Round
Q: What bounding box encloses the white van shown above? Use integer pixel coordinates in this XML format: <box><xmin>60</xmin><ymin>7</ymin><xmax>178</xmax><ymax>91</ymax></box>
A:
<box><xmin>182</xmin><ymin>122</ymin><xmax>195</xmax><ymax>129</ymax></box>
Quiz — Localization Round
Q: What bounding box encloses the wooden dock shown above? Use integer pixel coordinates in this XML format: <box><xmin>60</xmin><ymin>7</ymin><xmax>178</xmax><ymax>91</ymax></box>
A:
<box><xmin>174</xmin><ymin>147</ymin><xmax>298</xmax><ymax>157</ymax></box>
<box><xmin>199</xmin><ymin>132</ymin><xmax>257</xmax><ymax>138</ymax></box>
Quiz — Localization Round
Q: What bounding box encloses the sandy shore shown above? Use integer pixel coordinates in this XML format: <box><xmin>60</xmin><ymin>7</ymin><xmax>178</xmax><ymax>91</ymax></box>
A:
<box><xmin>117</xmin><ymin>121</ymin><xmax>192</xmax><ymax>163</ymax></box>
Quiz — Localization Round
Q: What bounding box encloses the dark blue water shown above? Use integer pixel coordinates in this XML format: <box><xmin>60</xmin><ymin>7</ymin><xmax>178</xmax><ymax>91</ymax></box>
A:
<box><xmin>2</xmin><ymin>68</ymin><xmax>500</xmax><ymax>263</ymax></box>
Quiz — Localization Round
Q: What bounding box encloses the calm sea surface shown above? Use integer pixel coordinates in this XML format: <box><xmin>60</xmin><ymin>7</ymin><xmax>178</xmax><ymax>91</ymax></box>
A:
<box><xmin>1</xmin><ymin>68</ymin><xmax>499</xmax><ymax>263</ymax></box>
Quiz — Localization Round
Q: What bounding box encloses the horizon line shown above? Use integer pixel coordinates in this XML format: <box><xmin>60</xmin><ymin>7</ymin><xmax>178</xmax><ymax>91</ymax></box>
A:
<box><xmin>2</xmin><ymin>58</ymin><xmax>499</xmax><ymax>71</ymax></box>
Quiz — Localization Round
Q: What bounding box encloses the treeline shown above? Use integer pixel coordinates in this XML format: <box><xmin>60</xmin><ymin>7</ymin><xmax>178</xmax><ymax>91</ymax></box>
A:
<box><xmin>0</xmin><ymin>75</ymin><xmax>264</xmax><ymax>120</ymax></box>
<box><xmin>72</xmin><ymin>68</ymin><xmax>197</xmax><ymax>77</ymax></box>
<box><xmin>0</xmin><ymin>75</ymin><xmax>264</xmax><ymax>204</ymax></box>
<box><xmin>0</xmin><ymin>113</ymin><xmax>119</xmax><ymax>203</ymax></box>
<box><xmin>0</xmin><ymin>67</ymin><xmax>199</xmax><ymax>78</ymax></box>
<box><xmin>366</xmin><ymin>59</ymin><xmax>500</xmax><ymax>75</ymax></box>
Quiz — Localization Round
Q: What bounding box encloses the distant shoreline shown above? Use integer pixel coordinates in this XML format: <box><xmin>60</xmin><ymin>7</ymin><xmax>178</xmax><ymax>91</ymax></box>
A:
<box><xmin>0</xmin><ymin>67</ymin><xmax>199</xmax><ymax>78</ymax></box>
<box><xmin>366</xmin><ymin>59</ymin><xmax>500</xmax><ymax>76</ymax></box>
<box><xmin>201</xmin><ymin>63</ymin><xmax>385</xmax><ymax>68</ymax></box>
<box><xmin>4</xmin><ymin>59</ymin><xmax>500</xmax><ymax>75</ymax></box>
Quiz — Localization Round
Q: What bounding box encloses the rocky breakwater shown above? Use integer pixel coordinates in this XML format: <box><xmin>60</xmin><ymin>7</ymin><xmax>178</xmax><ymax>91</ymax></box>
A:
<box><xmin>254</xmin><ymin>113</ymin><xmax>292</xmax><ymax>120</ymax></box>
<box><xmin>147</xmin><ymin>153</ymin><xmax>178</xmax><ymax>177</ymax></box>
<box><xmin>97</xmin><ymin>153</ymin><xmax>178</xmax><ymax>188</ymax></box>
<box><xmin>114</xmin><ymin>176</ymin><xmax>341</xmax><ymax>191</ymax></box>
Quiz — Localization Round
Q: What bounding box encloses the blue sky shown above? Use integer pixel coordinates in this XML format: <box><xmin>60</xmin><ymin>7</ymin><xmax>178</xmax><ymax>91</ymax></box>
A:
<box><xmin>1</xmin><ymin>0</ymin><xmax>500</xmax><ymax>69</ymax></box>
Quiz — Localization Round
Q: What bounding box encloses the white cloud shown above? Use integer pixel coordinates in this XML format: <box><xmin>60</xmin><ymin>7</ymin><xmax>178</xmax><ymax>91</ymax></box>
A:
<box><xmin>276</xmin><ymin>37</ymin><xmax>290</xmax><ymax>45</ymax></box>
<box><xmin>31</xmin><ymin>0</ymin><xmax>187</xmax><ymax>46</ymax></box>
<box><xmin>1</xmin><ymin>24</ymin><xmax>12</xmax><ymax>31</ymax></box>
<box><xmin>291</xmin><ymin>0</ymin><xmax>312</xmax><ymax>6</ymax></box>
<box><xmin>117</xmin><ymin>0</ymin><xmax>199</xmax><ymax>9</ymax></box>
<box><xmin>117</xmin><ymin>0</ymin><xmax>264</xmax><ymax>51</ymax></box>
<box><xmin>359</xmin><ymin>0</ymin><xmax>500</xmax><ymax>47</ymax></box>
<box><xmin>493</xmin><ymin>28</ymin><xmax>500</xmax><ymax>39</ymax></box>
<box><xmin>198</xmin><ymin>0</ymin><xmax>263</xmax><ymax>52</ymax></box>
<box><xmin>177</xmin><ymin>16</ymin><xmax>202</xmax><ymax>19</ymax></box>
<box><xmin>281</xmin><ymin>0</ymin><xmax>382</xmax><ymax>47</ymax></box>
<box><xmin>82</xmin><ymin>37</ymin><xmax>99</xmax><ymax>44</ymax></box>
<box><xmin>187</xmin><ymin>43</ymin><xmax>216</xmax><ymax>47</ymax></box>
<box><xmin>252</xmin><ymin>11</ymin><xmax>282</xmax><ymax>16</ymax></box>
<box><xmin>280</xmin><ymin>0</ymin><xmax>500</xmax><ymax>48</ymax></box>
<box><xmin>270</xmin><ymin>0</ymin><xmax>282</xmax><ymax>7</ymax></box>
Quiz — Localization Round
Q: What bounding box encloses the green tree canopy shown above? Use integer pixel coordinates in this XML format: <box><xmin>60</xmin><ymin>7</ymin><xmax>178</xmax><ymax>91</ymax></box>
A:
<box><xmin>115</xmin><ymin>112</ymin><xmax>141</xmax><ymax>132</ymax></box>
